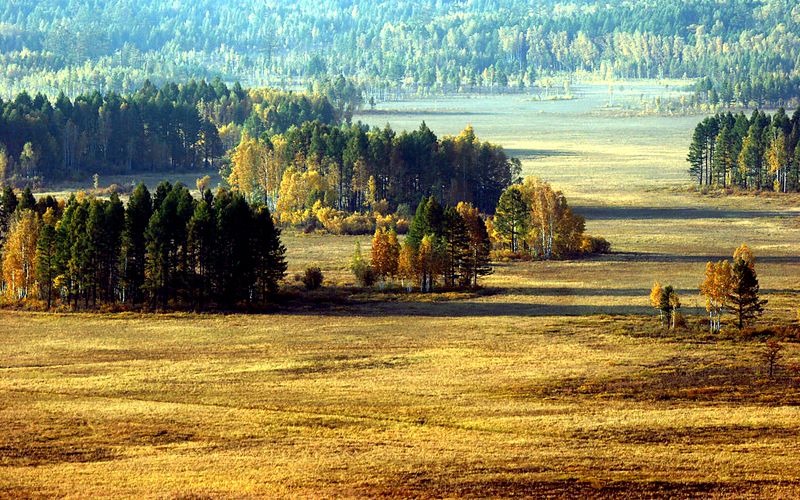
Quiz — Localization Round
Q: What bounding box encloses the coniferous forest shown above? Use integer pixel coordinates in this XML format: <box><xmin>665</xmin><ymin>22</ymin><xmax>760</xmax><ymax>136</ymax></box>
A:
<box><xmin>0</xmin><ymin>182</ymin><xmax>287</xmax><ymax>310</ymax></box>
<box><xmin>687</xmin><ymin>106</ymin><xmax>800</xmax><ymax>191</ymax></box>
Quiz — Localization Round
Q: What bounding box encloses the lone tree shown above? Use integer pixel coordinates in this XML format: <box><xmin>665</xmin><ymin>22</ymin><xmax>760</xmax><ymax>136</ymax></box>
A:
<box><xmin>725</xmin><ymin>256</ymin><xmax>766</xmax><ymax>329</ymax></box>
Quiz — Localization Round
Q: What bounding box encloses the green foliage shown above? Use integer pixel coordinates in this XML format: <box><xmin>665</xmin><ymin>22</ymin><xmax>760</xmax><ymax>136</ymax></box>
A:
<box><xmin>494</xmin><ymin>187</ymin><xmax>528</xmax><ymax>253</ymax></box>
<box><xmin>727</xmin><ymin>258</ymin><xmax>767</xmax><ymax>329</ymax></box>
<box><xmin>0</xmin><ymin>1</ymin><xmax>798</xmax><ymax>106</ymax></box>
<box><xmin>0</xmin><ymin>81</ymin><xmax>337</xmax><ymax>185</ymax></box>
<box><xmin>688</xmin><ymin>107</ymin><xmax>800</xmax><ymax>192</ymax></box>
<box><xmin>302</xmin><ymin>266</ymin><xmax>324</xmax><ymax>291</ymax></box>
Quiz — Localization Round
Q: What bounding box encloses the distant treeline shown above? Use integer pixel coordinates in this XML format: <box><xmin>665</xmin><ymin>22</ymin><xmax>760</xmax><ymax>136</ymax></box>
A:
<box><xmin>229</xmin><ymin>122</ymin><xmax>520</xmax><ymax>217</ymax></box>
<box><xmin>0</xmin><ymin>0</ymin><xmax>799</xmax><ymax>107</ymax></box>
<box><xmin>0</xmin><ymin>183</ymin><xmax>287</xmax><ymax>310</ymax></box>
<box><xmin>688</xmin><ymin>107</ymin><xmax>800</xmax><ymax>192</ymax></box>
<box><xmin>0</xmin><ymin>79</ymin><xmax>348</xmax><ymax>186</ymax></box>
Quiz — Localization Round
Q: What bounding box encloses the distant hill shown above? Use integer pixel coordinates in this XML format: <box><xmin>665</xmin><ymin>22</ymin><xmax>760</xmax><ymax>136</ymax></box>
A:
<box><xmin>0</xmin><ymin>0</ymin><xmax>798</xmax><ymax>104</ymax></box>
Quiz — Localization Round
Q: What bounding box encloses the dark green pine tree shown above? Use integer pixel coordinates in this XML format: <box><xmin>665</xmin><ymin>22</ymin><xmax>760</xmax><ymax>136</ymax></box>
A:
<box><xmin>35</xmin><ymin>217</ymin><xmax>58</xmax><ymax>308</ymax></box>
<box><xmin>102</xmin><ymin>194</ymin><xmax>125</xmax><ymax>302</ymax></box>
<box><xmin>406</xmin><ymin>195</ymin><xmax>445</xmax><ymax>249</ymax></box>
<box><xmin>494</xmin><ymin>187</ymin><xmax>529</xmax><ymax>253</ymax></box>
<box><xmin>465</xmin><ymin>216</ymin><xmax>493</xmax><ymax>288</ymax></box>
<box><xmin>18</xmin><ymin>187</ymin><xmax>36</xmax><ymax>212</ymax></box>
<box><xmin>726</xmin><ymin>258</ymin><xmax>767</xmax><ymax>329</ymax></box>
<box><xmin>0</xmin><ymin>186</ymin><xmax>18</xmax><ymax>237</ymax></box>
<box><xmin>443</xmin><ymin>206</ymin><xmax>469</xmax><ymax>288</ymax></box>
<box><xmin>215</xmin><ymin>191</ymin><xmax>255</xmax><ymax>307</ymax></box>
<box><xmin>252</xmin><ymin>205</ymin><xmax>287</xmax><ymax>302</ymax></box>
<box><xmin>187</xmin><ymin>196</ymin><xmax>216</xmax><ymax>309</ymax></box>
<box><xmin>687</xmin><ymin>122</ymin><xmax>707</xmax><ymax>186</ymax></box>
<box><xmin>405</xmin><ymin>197</ymin><xmax>430</xmax><ymax>249</ymax></box>
<box><xmin>54</xmin><ymin>196</ymin><xmax>77</xmax><ymax>304</ymax></box>
<box><xmin>122</xmin><ymin>183</ymin><xmax>152</xmax><ymax>304</ymax></box>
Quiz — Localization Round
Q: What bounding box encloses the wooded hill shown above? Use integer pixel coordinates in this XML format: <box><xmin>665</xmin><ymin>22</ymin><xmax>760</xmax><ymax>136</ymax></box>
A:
<box><xmin>0</xmin><ymin>1</ymin><xmax>798</xmax><ymax>106</ymax></box>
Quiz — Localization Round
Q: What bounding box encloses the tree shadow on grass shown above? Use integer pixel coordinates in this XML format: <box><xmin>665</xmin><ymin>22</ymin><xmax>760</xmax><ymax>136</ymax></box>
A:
<box><xmin>573</xmin><ymin>205</ymin><xmax>794</xmax><ymax>220</ymax></box>
<box><xmin>606</xmin><ymin>252</ymin><xmax>800</xmax><ymax>265</ymax></box>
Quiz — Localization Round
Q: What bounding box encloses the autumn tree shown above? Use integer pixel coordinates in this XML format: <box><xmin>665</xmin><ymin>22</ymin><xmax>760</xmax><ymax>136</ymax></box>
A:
<box><xmin>649</xmin><ymin>281</ymin><xmax>664</xmax><ymax>325</ymax></box>
<box><xmin>371</xmin><ymin>228</ymin><xmax>399</xmax><ymax>284</ymax></box>
<box><xmin>456</xmin><ymin>202</ymin><xmax>492</xmax><ymax>287</ymax></box>
<box><xmin>2</xmin><ymin>209</ymin><xmax>40</xmax><ymax>300</ymax></box>
<box><xmin>397</xmin><ymin>242</ymin><xmax>416</xmax><ymax>291</ymax></box>
<box><xmin>699</xmin><ymin>260</ymin><xmax>733</xmax><ymax>333</ymax></box>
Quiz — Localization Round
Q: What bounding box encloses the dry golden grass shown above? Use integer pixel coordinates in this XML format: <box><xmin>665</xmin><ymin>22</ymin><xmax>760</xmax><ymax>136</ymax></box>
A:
<box><xmin>3</xmin><ymin>91</ymin><xmax>800</xmax><ymax>497</ymax></box>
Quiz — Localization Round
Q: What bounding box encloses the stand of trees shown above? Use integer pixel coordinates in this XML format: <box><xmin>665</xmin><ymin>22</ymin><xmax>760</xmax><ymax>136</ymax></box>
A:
<box><xmin>489</xmin><ymin>177</ymin><xmax>609</xmax><ymax>259</ymax></box>
<box><xmin>0</xmin><ymin>1</ymin><xmax>798</xmax><ymax>107</ymax></box>
<box><xmin>228</xmin><ymin>123</ymin><xmax>520</xmax><ymax>218</ymax></box>
<box><xmin>687</xmin><ymin>107</ymin><xmax>800</xmax><ymax>191</ymax></box>
<box><xmin>0</xmin><ymin>80</ymin><xmax>340</xmax><ymax>186</ymax></box>
<box><xmin>352</xmin><ymin>197</ymin><xmax>493</xmax><ymax>292</ymax></box>
<box><xmin>699</xmin><ymin>244</ymin><xmax>766</xmax><ymax>332</ymax></box>
<box><xmin>0</xmin><ymin>183</ymin><xmax>287</xmax><ymax>310</ymax></box>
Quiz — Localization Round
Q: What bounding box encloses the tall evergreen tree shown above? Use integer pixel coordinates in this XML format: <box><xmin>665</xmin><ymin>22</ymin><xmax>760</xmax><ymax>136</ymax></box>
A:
<box><xmin>122</xmin><ymin>183</ymin><xmax>152</xmax><ymax>304</ymax></box>
<box><xmin>726</xmin><ymin>257</ymin><xmax>766</xmax><ymax>329</ymax></box>
<box><xmin>494</xmin><ymin>187</ymin><xmax>529</xmax><ymax>252</ymax></box>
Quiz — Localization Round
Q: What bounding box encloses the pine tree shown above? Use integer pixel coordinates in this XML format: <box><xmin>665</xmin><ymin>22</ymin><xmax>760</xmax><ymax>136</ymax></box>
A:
<box><xmin>35</xmin><ymin>209</ymin><xmax>58</xmax><ymax>308</ymax></box>
<box><xmin>0</xmin><ymin>186</ymin><xmax>18</xmax><ymax>238</ymax></box>
<box><xmin>252</xmin><ymin>205</ymin><xmax>286</xmax><ymax>300</ymax></box>
<box><xmin>18</xmin><ymin>187</ymin><xmax>36</xmax><ymax>212</ymax></box>
<box><xmin>494</xmin><ymin>187</ymin><xmax>528</xmax><ymax>252</ymax></box>
<box><xmin>443</xmin><ymin>206</ymin><xmax>469</xmax><ymax>287</ymax></box>
<box><xmin>122</xmin><ymin>183</ymin><xmax>152</xmax><ymax>304</ymax></box>
<box><xmin>187</xmin><ymin>197</ymin><xmax>216</xmax><ymax>308</ymax></box>
<box><xmin>726</xmin><ymin>257</ymin><xmax>766</xmax><ymax>329</ymax></box>
<box><xmin>687</xmin><ymin>123</ymin><xmax>707</xmax><ymax>186</ymax></box>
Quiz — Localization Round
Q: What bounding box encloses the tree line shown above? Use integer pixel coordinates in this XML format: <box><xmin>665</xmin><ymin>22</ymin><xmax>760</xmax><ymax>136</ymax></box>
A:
<box><xmin>0</xmin><ymin>79</ymin><xmax>341</xmax><ymax>186</ymax></box>
<box><xmin>0</xmin><ymin>1</ymin><xmax>798</xmax><ymax>106</ymax></box>
<box><xmin>0</xmin><ymin>183</ymin><xmax>287</xmax><ymax>310</ymax></box>
<box><xmin>688</xmin><ymin>107</ymin><xmax>800</xmax><ymax>192</ymax></box>
<box><xmin>228</xmin><ymin>122</ymin><xmax>520</xmax><ymax>218</ymax></box>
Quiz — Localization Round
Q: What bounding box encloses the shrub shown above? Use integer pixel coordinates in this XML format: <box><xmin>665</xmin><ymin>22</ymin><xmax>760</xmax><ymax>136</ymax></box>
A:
<box><xmin>580</xmin><ymin>235</ymin><xmax>611</xmax><ymax>254</ymax></box>
<box><xmin>341</xmin><ymin>213</ymin><xmax>373</xmax><ymax>235</ymax></box>
<box><xmin>353</xmin><ymin>263</ymin><xmax>376</xmax><ymax>287</ymax></box>
<box><xmin>302</xmin><ymin>266</ymin><xmax>324</xmax><ymax>290</ymax></box>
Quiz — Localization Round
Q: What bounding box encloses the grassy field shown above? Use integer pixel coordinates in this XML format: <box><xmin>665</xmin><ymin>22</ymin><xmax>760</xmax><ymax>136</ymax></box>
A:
<box><xmin>3</xmin><ymin>85</ymin><xmax>800</xmax><ymax>497</ymax></box>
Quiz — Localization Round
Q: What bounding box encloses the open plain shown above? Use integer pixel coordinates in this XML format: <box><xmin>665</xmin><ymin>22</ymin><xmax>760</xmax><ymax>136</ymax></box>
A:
<box><xmin>2</xmin><ymin>85</ymin><xmax>800</xmax><ymax>497</ymax></box>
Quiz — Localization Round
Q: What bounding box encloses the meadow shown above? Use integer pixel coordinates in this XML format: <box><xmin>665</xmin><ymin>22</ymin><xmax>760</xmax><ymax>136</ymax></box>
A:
<box><xmin>2</xmin><ymin>84</ymin><xmax>800</xmax><ymax>497</ymax></box>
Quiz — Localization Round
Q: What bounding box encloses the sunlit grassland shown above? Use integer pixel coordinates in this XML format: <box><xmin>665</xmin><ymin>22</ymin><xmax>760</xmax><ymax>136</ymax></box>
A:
<box><xmin>3</xmin><ymin>85</ymin><xmax>800</xmax><ymax>497</ymax></box>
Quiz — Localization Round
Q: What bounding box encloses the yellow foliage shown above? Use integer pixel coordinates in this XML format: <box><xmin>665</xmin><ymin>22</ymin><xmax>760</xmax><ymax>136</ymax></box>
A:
<box><xmin>2</xmin><ymin>209</ymin><xmax>40</xmax><ymax>300</ymax></box>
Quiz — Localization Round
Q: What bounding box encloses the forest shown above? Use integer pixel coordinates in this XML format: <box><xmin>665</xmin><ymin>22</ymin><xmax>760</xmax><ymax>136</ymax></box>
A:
<box><xmin>0</xmin><ymin>182</ymin><xmax>287</xmax><ymax>310</ymax></box>
<box><xmin>228</xmin><ymin>121</ymin><xmax>520</xmax><ymax>218</ymax></box>
<box><xmin>0</xmin><ymin>0</ymin><xmax>798</xmax><ymax>107</ymax></box>
<box><xmin>687</xmin><ymin>106</ymin><xmax>800</xmax><ymax>191</ymax></box>
<box><xmin>0</xmin><ymin>78</ymin><xmax>368</xmax><ymax>186</ymax></box>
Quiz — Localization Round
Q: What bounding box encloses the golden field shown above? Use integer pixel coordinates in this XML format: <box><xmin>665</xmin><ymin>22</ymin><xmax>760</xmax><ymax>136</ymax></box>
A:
<box><xmin>2</xmin><ymin>87</ymin><xmax>800</xmax><ymax>497</ymax></box>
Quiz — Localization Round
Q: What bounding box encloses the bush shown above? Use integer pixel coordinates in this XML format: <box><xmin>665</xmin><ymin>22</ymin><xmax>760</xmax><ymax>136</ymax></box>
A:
<box><xmin>580</xmin><ymin>235</ymin><xmax>611</xmax><ymax>254</ymax></box>
<box><xmin>302</xmin><ymin>266</ymin><xmax>324</xmax><ymax>290</ymax></box>
<box><xmin>352</xmin><ymin>263</ymin><xmax>376</xmax><ymax>287</ymax></box>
